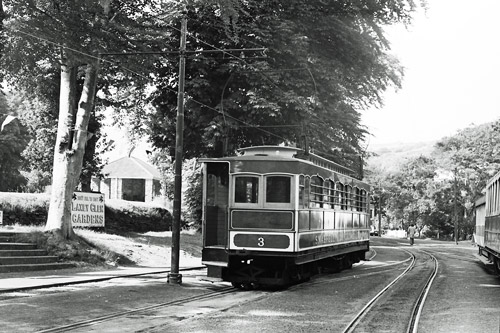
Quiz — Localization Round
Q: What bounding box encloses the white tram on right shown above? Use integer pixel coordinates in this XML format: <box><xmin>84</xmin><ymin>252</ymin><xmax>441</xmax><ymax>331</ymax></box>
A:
<box><xmin>476</xmin><ymin>171</ymin><xmax>500</xmax><ymax>275</ymax></box>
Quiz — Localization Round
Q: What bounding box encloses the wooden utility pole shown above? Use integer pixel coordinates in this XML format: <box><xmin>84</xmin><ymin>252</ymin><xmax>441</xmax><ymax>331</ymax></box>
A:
<box><xmin>167</xmin><ymin>13</ymin><xmax>187</xmax><ymax>285</ymax></box>
<box><xmin>453</xmin><ymin>169</ymin><xmax>458</xmax><ymax>245</ymax></box>
<box><xmin>378</xmin><ymin>193</ymin><xmax>382</xmax><ymax>237</ymax></box>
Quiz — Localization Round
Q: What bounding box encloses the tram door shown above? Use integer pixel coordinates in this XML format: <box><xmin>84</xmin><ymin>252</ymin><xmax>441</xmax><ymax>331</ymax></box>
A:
<box><xmin>204</xmin><ymin>162</ymin><xmax>229</xmax><ymax>247</ymax></box>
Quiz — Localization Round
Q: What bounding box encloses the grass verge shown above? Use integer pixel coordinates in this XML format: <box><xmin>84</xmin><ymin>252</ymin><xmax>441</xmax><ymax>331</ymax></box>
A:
<box><xmin>3</xmin><ymin>225</ymin><xmax>202</xmax><ymax>269</ymax></box>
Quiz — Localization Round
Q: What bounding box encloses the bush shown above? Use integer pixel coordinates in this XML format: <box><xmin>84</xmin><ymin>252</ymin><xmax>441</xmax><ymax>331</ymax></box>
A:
<box><xmin>0</xmin><ymin>192</ymin><xmax>172</xmax><ymax>234</ymax></box>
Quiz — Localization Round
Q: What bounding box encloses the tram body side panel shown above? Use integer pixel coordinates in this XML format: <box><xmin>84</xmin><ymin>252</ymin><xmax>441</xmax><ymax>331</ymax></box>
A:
<box><xmin>485</xmin><ymin>215</ymin><xmax>500</xmax><ymax>257</ymax></box>
<box><xmin>201</xmin><ymin>158</ymin><xmax>371</xmax><ymax>281</ymax></box>
<box><xmin>475</xmin><ymin>201</ymin><xmax>486</xmax><ymax>248</ymax></box>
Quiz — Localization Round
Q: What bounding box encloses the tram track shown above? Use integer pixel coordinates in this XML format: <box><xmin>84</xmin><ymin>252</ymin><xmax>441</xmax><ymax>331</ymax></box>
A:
<box><xmin>39</xmin><ymin>254</ymin><xmax>415</xmax><ymax>332</ymax></box>
<box><xmin>407</xmin><ymin>250</ymin><xmax>438</xmax><ymax>333</ymax></box>
<box><xmin>341</xmin><ymin>249</ymin><xmax>438</xmax><ymax>333</ymax></box>
<box><xmin>36</xmin><ymin>285</ymin><xmax>238</xmax><ymax>332</ymax></box>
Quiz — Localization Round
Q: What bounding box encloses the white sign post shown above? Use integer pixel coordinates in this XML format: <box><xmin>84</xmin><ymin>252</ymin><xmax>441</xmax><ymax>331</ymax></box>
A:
<box><xmin>71</xmin><ymin>192</ymin><xmax>105</xmax><ymax>227</ymax></box>
<box><xmin>0</xmin><ymin>210</ymin><xmax>3</xmax><ymax>225</ymax></box>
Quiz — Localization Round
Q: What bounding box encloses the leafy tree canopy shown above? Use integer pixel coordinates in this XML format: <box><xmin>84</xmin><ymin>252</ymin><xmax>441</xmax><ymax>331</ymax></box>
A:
<box><xmin>366</xmin><ymin>119</ymin><xmax>500</xmax><ymax>239</ymax></box>
<box><xmin>0</xmin><ymin>90</ymin><xmax>29</xmax><ymax>191</ymax></box>
<box><xmin>143</xmin><ymin>0</ymin><xmax>421</xmax><ymax>170</ymax></box>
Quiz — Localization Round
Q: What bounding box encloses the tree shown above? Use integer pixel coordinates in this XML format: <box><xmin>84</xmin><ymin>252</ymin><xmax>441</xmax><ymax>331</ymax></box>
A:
<box><xmin>367</xmin><ymin>120</ymin><xmax>500</xmax><ymax>240</ymax></box>
<box><xmin>1</xmin><ymin>0</ymin><xmax>167</xmax><ymax>238</ymax></box>
<box><xmin>146</xmin><ymin>0</ymin><xmax>420</xmax><ymax>169</ymax></box>
<box><xmin>0</xmin><ymin>91</ymin><xmax>29</xmax><ymax>190</ymax></box>
<box><xmin>372</xmin><ymin>156</ymin><xmax>437</xmax><ymax>232</ymax></box>
<box><xmin>2</xmin><ymin>0</ymin><xmax>245</xmax><ymax>239</ymax></box>
<box><xmin>13</xmin><ymin>93</ymin><xmax>58</xmax><ymax>192</ymax></box>
<box><xmin>434</xmin><ymin>121</ymin><xmax>500</xmax><ymax>239</ymax></box>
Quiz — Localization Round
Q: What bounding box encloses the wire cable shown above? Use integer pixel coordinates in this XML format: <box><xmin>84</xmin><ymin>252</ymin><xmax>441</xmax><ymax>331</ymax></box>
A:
<box><xmin>4</xmin><ymin>25</ymin><xmax>288</xmax><ymax>142</ymax></box>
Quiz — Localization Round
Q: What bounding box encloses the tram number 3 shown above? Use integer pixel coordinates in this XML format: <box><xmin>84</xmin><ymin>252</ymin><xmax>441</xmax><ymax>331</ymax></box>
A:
<box><xmin>257</xmin><ymin>237</ymin><xmax>265</xmax><ymax>247</ymax></box>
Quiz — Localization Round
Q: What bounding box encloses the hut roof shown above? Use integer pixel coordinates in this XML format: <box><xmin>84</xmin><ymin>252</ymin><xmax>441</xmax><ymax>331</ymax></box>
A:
<box><xmin>102</xmin><ymin>156</ymin><xmax>161</xmax><ymax>180</ymax></box>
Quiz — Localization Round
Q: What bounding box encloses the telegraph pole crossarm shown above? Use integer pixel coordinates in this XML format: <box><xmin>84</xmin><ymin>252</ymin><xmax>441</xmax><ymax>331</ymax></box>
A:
<box><xmin>99</xmin><ymin>48</ymin><xmax>265</xmax><ymax>57</ymax></box>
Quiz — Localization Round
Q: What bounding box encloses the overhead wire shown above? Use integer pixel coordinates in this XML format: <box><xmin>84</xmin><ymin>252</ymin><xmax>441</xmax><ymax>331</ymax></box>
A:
<box><xmin>175</xmin><ymin>10</ymin><xmax>365</xmax><ymax>162</ymax></box>
<box><xmin>18</xmin><ymin>7</ymin><xmax>320</xmax><ymax>136</ymax></box>
<box><xmin>7</xmin><ymin>6</ymin><xmax>358</xmax><ymax>154</ymax></box>
<box><xmin>158</xmin><ymin>17</ymin><xmax>324</xmax><ymax>121</ymax></box>
<box><xmin>4</xmin><ymin>24</ymin><xmax>288</xmax><ymax>142</ymax></box>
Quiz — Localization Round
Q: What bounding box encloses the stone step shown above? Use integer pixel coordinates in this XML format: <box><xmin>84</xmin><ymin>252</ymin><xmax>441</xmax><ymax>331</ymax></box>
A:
<box><xmin>0</xmin><ymin>249</ymin><xmax>48</xmax><ymax>257</ymax></box>
<box><xmin>0</xmin><ymin>232</ymin><xmax>76</xmax><ymax>274</ymax></box>
<box><xmin>0</xmin><ymin>232</ymin><xmax>19</xmax><ymax>237</ymax></box>
<box><xmin>0</xmin><ymin>262</ymin><xmax>75</xmax><ymax>273</ymax></box>
<box><xmin>0</xmin><ymin>256</ymin><xmax>59</xmax><ymax>265</ymax></box>
<box><xmin>0</xmin><ymin>243</ymin><xmax>38</xmax><ymax>250</ymax></box>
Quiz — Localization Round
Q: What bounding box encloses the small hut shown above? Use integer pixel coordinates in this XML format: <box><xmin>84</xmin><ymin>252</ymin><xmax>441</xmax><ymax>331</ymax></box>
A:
<box><xmin>95</xmin><ymin>156</ymin><xmax>162</xmax><ymax>203</ymax></box>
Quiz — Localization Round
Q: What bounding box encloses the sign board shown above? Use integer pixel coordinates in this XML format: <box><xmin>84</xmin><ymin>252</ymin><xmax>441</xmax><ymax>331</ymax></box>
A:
<box><xmin>0</xmin><ymin>210</ymin><xmax>3</xmax><ymax>225</ymax></box>
<box><xmin>71</xmin><ymin>192</ymin><xmax>105</xmax><ymax>227</ymax></box>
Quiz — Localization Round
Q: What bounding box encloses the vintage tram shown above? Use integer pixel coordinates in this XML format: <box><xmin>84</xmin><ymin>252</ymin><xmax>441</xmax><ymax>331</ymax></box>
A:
<box><xmin>200</xmin><ymin>146</ymin><xmax>370</xmax><ymax>288</ymax></box>
<box><xmin>478</xmin><ymin>171</ymin><xmax>500</xmax><ymax>274</ymax></box>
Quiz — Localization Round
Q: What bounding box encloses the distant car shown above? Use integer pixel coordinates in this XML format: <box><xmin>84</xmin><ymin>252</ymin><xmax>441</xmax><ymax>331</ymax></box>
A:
<box><xmin>370</xmin><ymin>230</ymin><xmax>379</xmax><ymax>236</ymax></box>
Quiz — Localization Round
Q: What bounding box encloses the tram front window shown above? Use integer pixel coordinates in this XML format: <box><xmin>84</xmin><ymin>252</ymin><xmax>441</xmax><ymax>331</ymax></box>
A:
<box><xmin>266</xmin><ymin>176</ymin><xmax>291</xmax><ymax>203</ymax></box>
<box><xmin>235</xmin><ymin>176</ymin><xmax>259</xmax><ymax>203</ymax></box>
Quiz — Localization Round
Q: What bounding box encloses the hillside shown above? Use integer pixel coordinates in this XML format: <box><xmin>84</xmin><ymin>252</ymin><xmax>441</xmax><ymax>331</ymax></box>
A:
<box><xmin>366</xmin><ymin>141</ymin><xmax>435</xmax><ymax>173</ymax></box>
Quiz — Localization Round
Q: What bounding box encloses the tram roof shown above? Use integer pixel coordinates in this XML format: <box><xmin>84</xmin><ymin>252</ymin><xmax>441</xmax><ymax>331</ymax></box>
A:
<box><xmin>199</xmin><ymin>146</ymin><xmax>367</xmax><ymax>187</ymax></box>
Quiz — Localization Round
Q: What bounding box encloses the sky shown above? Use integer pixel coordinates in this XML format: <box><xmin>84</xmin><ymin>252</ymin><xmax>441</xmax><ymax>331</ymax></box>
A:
<box><xmin>362</xmin><ymin>0</ymin><xmax>500</xmax><ymax>148</ymax></box>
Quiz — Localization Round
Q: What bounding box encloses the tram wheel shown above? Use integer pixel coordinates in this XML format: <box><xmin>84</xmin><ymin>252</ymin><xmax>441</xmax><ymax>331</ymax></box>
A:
<box><xmin>343</xmin><ymin>256</ymin><xmax>353</xmax><ymax>269</ymax></box>
<box><xmin>494</xmin><ymin>257</ymin><xmax>500</xmax><ymax>275</ymax></box>
<box><xmin>241</xmin><ymin>283</ymin><xmax>253</xmax><ymax>290</ymax></box>
<box><xmin>231</xmin><ymin>282</ymin><xmax>244</xmax><ymax>289</ymax></box>
<box><xmin>231</xmin><ymin>282</ymin><xmax>259</xmax><ymax>290</ymax></box>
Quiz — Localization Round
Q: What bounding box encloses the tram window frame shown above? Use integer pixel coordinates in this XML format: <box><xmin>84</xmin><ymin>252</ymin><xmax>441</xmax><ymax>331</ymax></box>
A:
<box><xmin>355</xmin><ymin>187</ymin><xmax>362</xmax><ymax>211</ymax></box>
<box><xmin>349</xmin><ymin>185</ymin><xmax>355</xmax><ymax>210</ymax></box>
<box><xmin>299</xmin><ymin>176</ymin><xmax>311</xmax><ymax>209</ymax></box>
<box><xmin>233</xmin><ymin>175</ymin><xmax>260</xmax><ymax>207</ymax></box>
<box><xmin>324</xmin><ymin>180</ymin><xmax>334</xmax><ymax>209</ymax></box>
<box><xmin>359</xmin><ymin>189</ymin><xmax>367</xmax><ymax>212</ymax></box>
<box><xmin>339</xmin><ymin>183</ymin><xmax>347</xmax><ymax>210</ymax></box>
<box><xmin>333</xmin><ymin>182</ymin><xmax>344</xmax><ymax>209</ymax></box>
<box><xmin>265</xmin><ymin>175</ymin><xmax>293</xmax><ymax>208</ymax></box>
<box><xmin>310</xmin><ymin>175</ymin><xmax>324</xmax><ymax>208</ymax></box>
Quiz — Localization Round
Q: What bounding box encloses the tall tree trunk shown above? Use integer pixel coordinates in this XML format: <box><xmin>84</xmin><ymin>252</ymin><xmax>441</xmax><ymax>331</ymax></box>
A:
<box><xmin>80</xmin><ymin>110</ymin><xmax>99</xmax><ymax>192</ymax></box>
<box><xmin>45</xmin><ymin>62</ymin><xmax>99</xmax><ymax>238</ymax></box>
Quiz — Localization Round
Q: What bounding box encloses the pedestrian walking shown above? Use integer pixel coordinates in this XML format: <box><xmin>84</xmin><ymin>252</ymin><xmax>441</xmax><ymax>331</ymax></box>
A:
<box><xmin>408</xmin><ymin>224</ymin><xmax>416</xmax><ymax>245</ymax></box>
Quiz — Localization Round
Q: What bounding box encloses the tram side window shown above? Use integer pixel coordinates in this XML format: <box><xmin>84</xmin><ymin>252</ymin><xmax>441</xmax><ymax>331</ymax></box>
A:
<box><xmin>330</xmin><ymin>181</ymin><xmax>338</xmax><ymax>209</ymax></box>
<box><xmin>355</xmin><ymin>188</ymin><xmax>361</xmax><ymax>211</ymax></box>
<box><xmin>345</xmin><ymin>185</ymin><xmax>352</xmax><ymax>210</ymax></box>
<box><xmin>310</xmin><ymin>176</ymin><xmax>323</xmax><ymax>208</ymax></box>
<box><xmin>338</xmin><ymin>183</ymin><xmax>346</xmax><ymax>210</ymax></box>
<box><xmin>266</xmin><ymin>176</ymin><xmax>291</xmax><ymax>203</ymax></box>
<box><xmin>235</xmin><ymin>176</ymin><xmax>259</xmax><ymax>203</ymax></box>
<box><xmin>299</xmin><ymin>176</ymin><xmax>311</xmax><ymax>209</ymax></box>
<box><xmin>359</xmin><ymin>189</ymin><xmax>367</xmax><ymax>212</ymax></box>
<box><xmin>324</xmin><ymin>180</ymin><xmax>333</xmax><ymax>209</ymax></box>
